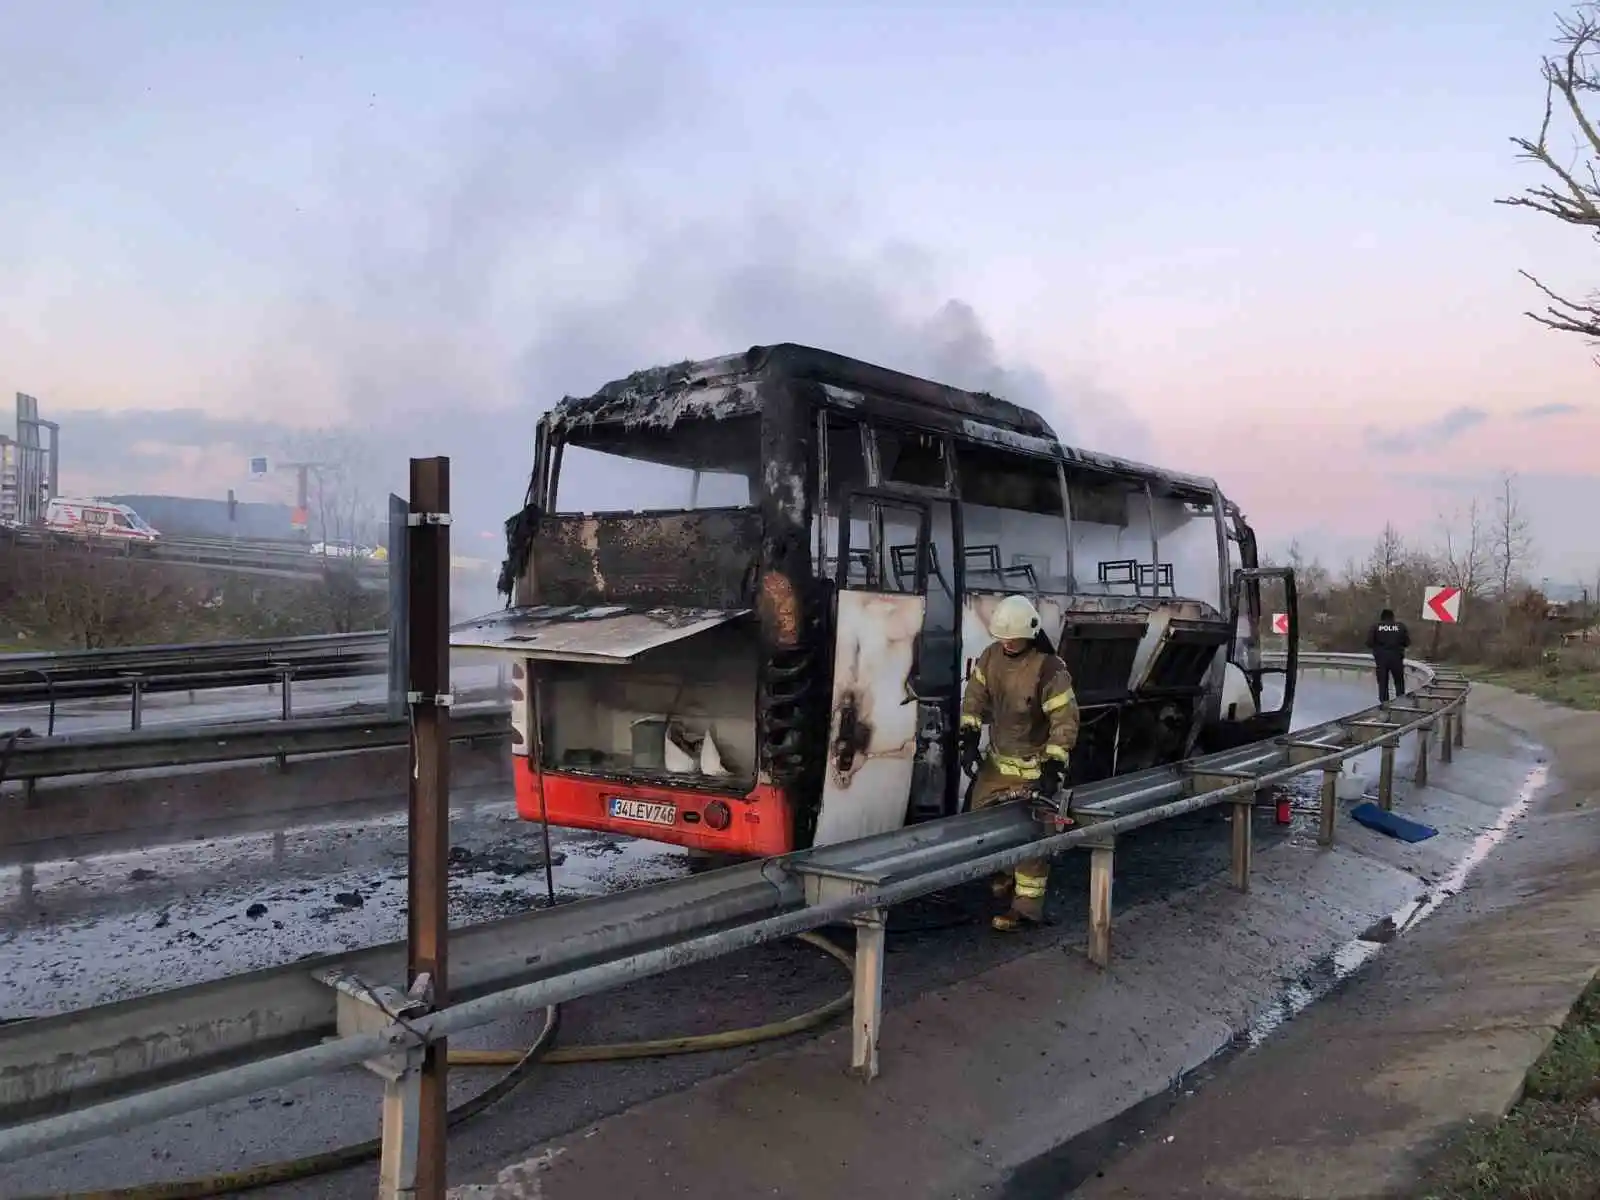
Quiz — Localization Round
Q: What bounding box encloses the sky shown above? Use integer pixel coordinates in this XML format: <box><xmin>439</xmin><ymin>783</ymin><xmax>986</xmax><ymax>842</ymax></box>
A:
<box><xmin>2</xmin><ymin>0</ymin><xmax>1597</xmax><ymax>584</ymax></box>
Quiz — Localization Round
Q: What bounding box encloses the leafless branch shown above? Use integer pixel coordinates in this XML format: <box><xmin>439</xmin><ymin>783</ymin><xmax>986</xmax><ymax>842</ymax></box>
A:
<box><xmin>1501</xmin><ymin>6</ymin><xmax>1600</xmax><ymax>347</ymax></box>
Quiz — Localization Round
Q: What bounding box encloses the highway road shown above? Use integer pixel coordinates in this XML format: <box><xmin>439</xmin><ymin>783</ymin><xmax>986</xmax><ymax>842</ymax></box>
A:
<box><xmin>0</xmin><ymin>676</ymin><xmax>1386</xmax><ymax>1197</ymax></box>
<box><xmin>0</xmin><ymin>659</ymin><xmax>507</xmax><ymax>737</ymax></box>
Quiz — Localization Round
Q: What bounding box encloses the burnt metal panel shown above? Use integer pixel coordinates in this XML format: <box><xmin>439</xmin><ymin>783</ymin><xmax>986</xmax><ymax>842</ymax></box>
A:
<box><xmin>1142</xmin><ymin>620</ymin><xmax>1232</xmax><ymax>696</ymax></box>
<box><xmin>530</xmin><ymin>509</ymin><xmax>761</xmax><ymax>610</ymax></box>
<box><xmin>450</xmin><ymin>605</ymin><xmax>752</xmax><ymax>664</ymax></box>
<box><xmin>1059</xmin><ymin>619</ymin><xmax>1147</xmax><ymax>706</ymax></box>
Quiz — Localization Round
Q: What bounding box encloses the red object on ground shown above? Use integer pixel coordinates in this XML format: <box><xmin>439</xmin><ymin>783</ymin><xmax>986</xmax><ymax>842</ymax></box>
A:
<box><xmin>1276</xmin><ymin>797</ymin><xmax>1293</xmax><ymax>825</ymax></box>
<box><xmin>514</xmin><ymin>758</ymin><xmax>797</xmax><ymax>857</ymax></box>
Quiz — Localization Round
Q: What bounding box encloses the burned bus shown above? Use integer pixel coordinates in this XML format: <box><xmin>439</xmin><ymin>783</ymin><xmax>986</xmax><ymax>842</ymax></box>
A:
<box><xmin>453</xmin><ymin>344</ymin><xmax>1298</xmax><ymax>857</ymax></box>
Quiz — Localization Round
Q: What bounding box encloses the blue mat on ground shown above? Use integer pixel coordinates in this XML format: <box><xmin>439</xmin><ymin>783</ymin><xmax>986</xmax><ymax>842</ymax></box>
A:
<box><xmin>1350</xmin><ymin>801</ymin><xmax>1437</xmax><ymax>843</ymax></box>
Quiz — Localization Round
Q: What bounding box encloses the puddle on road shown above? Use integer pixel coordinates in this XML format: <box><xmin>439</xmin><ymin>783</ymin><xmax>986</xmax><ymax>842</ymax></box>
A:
<box><xmin>1243</xmin><ymin>756</ymin><xmax>1550</xmax><ymax>1047</ymax></box>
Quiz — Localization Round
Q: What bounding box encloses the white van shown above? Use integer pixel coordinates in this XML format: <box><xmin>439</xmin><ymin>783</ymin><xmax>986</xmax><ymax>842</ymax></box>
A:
<box><xmin>44</xmin><ymin>498</ymin><xmax>161</xmax><ymax>544</ymax></box>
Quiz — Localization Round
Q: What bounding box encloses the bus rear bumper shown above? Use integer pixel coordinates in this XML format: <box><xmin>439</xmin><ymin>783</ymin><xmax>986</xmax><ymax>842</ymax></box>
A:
<box><xmin>513</xmin><ymin>758</ymin><xmax>797</xmax><ymax>858</ymax></box>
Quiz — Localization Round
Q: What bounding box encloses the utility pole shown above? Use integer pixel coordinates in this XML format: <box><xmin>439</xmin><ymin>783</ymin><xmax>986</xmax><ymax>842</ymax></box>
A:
<box><xmin>407</xmin><ymin>457</ymin><xmax>451</xmax><ymax>1198</ymax></box>
<box><xmin>279</xmin><ymin>460</ymin><xmax>330</xmax><ymax>539</ymax></box>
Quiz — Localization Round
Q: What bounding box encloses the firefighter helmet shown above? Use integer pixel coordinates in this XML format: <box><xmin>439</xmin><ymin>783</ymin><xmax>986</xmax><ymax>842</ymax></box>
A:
<box><xmin>988</xmin><ymin>594</ymin><xmax>1042</xmax><ymax>641</ymax></box>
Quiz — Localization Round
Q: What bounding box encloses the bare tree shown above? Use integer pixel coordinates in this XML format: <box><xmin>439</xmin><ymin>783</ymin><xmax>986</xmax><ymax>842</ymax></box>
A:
<box><xmin>1491</xmin><ymin>472</ymin><xmax>1537</xmax><ymax>599</ymax></box>
<box><xmin>278</xmin><ymin>429</ymin><xmax>381</xmax><ymax>550</ymax></box>
<box><xmin>1437</xmin><ymin>499</ymin><xmax>1490</xmax><ymax>599</ymax></box>
<box><xmin>1284</xmin><ymin>538</ymin><xmax>1331</xmax><ymax>598</ymax></box>
<box><xmin>1363</xmin><ymin>522</ymin><xmax>1408</xmax><ymax>601</ymax></box>
<box><xmin>1499</xmin><ymin>5</ymin><xmax>1600</xmax><ymax>344</ymax></box>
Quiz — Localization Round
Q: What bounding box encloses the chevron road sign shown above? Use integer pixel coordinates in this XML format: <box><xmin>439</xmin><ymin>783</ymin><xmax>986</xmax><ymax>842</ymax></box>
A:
<box><xmin>1423</xmin><ymin>586</ymin><xmax>1462</xmax><ymax>623</ymax></box>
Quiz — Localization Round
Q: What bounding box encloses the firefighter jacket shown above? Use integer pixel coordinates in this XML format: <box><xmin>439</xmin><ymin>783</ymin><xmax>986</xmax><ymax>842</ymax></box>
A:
<box><xmin>959</xmin><ymin>642</ymin><xmax>1080</xmax><ymax>779</ymax></box>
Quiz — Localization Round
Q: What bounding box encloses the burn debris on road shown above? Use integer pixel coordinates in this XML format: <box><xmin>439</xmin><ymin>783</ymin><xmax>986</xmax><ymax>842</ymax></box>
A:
<box><xmin>0</xmin><ymin>813</ymin><xmax>687</xmax><ymax>1019</ymax></box>
<box><xmin>449</xmin><ymin>844</ymin><xmax>568</xmax><ymax>875</ymax></box>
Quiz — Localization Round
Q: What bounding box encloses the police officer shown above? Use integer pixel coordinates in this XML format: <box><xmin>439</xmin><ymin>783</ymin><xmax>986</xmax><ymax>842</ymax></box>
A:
<box><xmin>958</xmin><ymin>595</ymin><xmax>1080</xmax><ymax>932</ymax></box>
<box><xmin>1366</xmin><ymin>607</ymin><xmax>1410</xmax><ymax>703</ymax></box>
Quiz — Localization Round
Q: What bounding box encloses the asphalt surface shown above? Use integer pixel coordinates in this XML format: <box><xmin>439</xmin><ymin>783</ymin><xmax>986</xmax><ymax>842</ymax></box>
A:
<box><xmin>0</xmin><ymin>678</ymin><xmax>1373</xmax><ymax>1198</ymax></box>
<box><xmin>1076</xmin><ymin>685</ymin><xmax>1597</xmax><ymax>1200</ymax></box>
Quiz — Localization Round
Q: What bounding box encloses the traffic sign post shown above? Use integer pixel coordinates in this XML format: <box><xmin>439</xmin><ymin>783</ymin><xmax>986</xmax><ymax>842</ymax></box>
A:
<box><xmin>1422</xmin><ymin>586</ymin><xmax>1462</xmax><ymax>624</ymax></box>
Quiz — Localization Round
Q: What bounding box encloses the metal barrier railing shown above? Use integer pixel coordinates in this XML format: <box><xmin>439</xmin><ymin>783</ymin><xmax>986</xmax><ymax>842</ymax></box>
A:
<box><xmin>0</xmin><ymin>653</ymin><xmax>1471</xmax><ymax>1174</ymax></box>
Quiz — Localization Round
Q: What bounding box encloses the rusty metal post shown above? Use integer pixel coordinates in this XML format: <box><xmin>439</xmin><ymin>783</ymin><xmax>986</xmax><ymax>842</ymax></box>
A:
<box><xmin>849</xmin><ymin>908</ymin><xmax>886</xmax><ymax>1082</ymax></box>
<box><xmin>1440</xmin><ymin>712</ymin><xmax>1454</xmax><ymax>763</ymax></box>
<box><xmin>407</xmin><ymin>457</ymin><xmax>451</xmax><ymax>1199</ymax></box>
<box><xmin>1414</xmin><ymin>725</ymin><xmax>1430</xmax><ymax>788</ymax></box>
<box><xmin>1087</xmin><ymin>838</ymin><xmax>1115</xmax><ymax>967</ymax></box>
<box><xmin>1378</xmin><ymin>742</ymin><xmax>1396</xmax><ymax>812</ymax></box>
<box><xmin>1229</xmin><ymin>797</ymin><xmax>1253</xmax><ymax>892</ymax></box>
<box><xmin>1318</xmin><ymin>767</ymin><xmax>1338</xmax><ymax>846</ymax></box>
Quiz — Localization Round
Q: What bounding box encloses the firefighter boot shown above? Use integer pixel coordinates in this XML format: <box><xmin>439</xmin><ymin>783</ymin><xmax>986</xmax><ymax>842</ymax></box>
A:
<box><xmin>992</xmin><ymin>861</ymin><xmax>1048</xmax><ymax>931</ymax></box>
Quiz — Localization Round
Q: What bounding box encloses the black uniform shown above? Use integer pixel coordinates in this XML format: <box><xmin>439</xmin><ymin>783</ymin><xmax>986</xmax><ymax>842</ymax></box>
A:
<box><xmin>1365</xmin><ymin>614</ymin><xmax>1410</xmax><ymax>703</ymax></box>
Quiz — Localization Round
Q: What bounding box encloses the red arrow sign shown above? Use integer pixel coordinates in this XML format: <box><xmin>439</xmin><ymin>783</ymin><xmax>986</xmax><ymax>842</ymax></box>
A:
<box><xmin>1271</xmin><ymin>613</ymin><xmax>1289</xmax><ymax>635</ymax></box>
<box><xmin>1424</xmin><ymin>586</ymin><xmax>1461</xmax><ymax>623</ymax></box>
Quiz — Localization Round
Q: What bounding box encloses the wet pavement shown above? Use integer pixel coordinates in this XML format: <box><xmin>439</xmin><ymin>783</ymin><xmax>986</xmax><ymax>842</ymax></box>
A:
<box><xmin>1076</xmin><ymin>688</ymin><xmax>1599</xmax><ymax>1200</ymax></box>
<box><xmin>443</xmin><ymin>682</ymin><xmax>1557</xmax><ymax>1199</ymax></box>
<box><xmin>0</xmin><ymin>676</ymin><xmax>1405</xmax><ymax>1197</ymax></box>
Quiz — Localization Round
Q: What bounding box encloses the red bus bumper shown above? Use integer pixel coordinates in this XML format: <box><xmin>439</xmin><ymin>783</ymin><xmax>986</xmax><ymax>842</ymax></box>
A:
<box><xmin>513</xmin><ymin>758</ymin><xmax>797</xmax><ymax>857</ymax></box>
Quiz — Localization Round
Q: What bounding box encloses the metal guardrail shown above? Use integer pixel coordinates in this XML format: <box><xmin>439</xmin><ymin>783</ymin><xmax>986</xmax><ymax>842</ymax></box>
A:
<box><xmin>150</xmin><ymin>536</ymin><xmax>388</xmax><ymax>575</ymax></box>
<box><xmin>0</xmin><ymin>707</ymin><xmax>509</xmax><ymax>782</ymax></box>
<box><xmin>1</xmin><ymin>525</ymin><xmax>388</xmax><ymax>578</ymax></box>
<box><xmin>0</xmin><ymin>632</ymin><xmax>391</xmax><ymax>729</ymax></box>
<box><xmin>0</xmin><ymin>653</ymin><xmax>1470</xmax><ymax>1163</ymax></box>
<box><xmin>0</xmin><ymin>631</ymin><xmax>386</xmax><ymax>681</ymax></box>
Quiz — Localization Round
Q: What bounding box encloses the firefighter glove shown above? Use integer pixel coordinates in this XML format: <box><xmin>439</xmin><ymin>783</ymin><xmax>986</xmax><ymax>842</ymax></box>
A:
<box><xmin>1035</xmin><ymin>758</ymin><xmax>1065</xmax><ymax>799</ymax></box>
<box><xmin>959</xmin><ymin>727</ymin><xmax>983</xmax><ymax>776</ymax></box>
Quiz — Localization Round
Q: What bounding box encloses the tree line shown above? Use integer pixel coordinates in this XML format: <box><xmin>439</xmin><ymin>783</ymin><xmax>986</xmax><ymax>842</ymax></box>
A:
<box><xmin>1266</xmin><ymin>472</ymin><xmax>1595</xmax><ymax>671</ymax></box>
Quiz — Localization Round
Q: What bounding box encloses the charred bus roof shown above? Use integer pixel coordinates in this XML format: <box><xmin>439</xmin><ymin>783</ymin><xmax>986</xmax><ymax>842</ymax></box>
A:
<box><xmin>545</xmin><ymin>342</ymin><xmax>1223</xmax><ymax>503</ymax></box>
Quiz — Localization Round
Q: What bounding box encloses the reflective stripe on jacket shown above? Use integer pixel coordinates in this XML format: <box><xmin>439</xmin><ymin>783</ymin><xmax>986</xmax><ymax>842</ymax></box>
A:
<box><xmin>959</xmin><ymin>642</ymin><xmax>1080</xmax><ymax>766</ymax></box>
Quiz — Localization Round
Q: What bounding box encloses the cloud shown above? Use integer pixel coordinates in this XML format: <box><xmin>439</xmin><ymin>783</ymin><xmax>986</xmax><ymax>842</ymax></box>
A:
<box><xmin>54</xmin><ymin>24</ymin><xmax>1150</xmax><ymax>541</ymax></box>
<box><xmin>1518</xmin><ymin>401</ymin><xmax>1581</xmax><ymax>420</ymax></box>
<box><xmin>1362</xmin><ymin>406</ymin><xmax>1488</xmax><ymax>456</ymax></box>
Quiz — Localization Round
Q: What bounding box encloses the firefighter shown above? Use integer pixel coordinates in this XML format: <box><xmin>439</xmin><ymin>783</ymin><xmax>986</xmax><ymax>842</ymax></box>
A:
<box><xmin>958</xmin><ymin>594</ymin><xmax>1080</xmax><ymax>932</ymax></box>
<box><xmin>1366</xmin><ymin>606</ymin><xmax>1410</xmax><ymax>703</ymax></box>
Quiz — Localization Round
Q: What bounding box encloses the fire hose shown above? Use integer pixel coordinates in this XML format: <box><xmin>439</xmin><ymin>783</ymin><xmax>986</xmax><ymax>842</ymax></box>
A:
<box><xmin>19</xmin><ymin>931</ymin><xmax>856</xmax><ymax>1200</ymax></box>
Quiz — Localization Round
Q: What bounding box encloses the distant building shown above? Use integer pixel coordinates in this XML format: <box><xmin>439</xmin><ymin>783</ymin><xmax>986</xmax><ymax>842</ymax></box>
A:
<box><xmin>0</xmin><ymin>436</ymin><xmax>16</xmax><ymax>524</ymax></box>
<box><xmin>106</xmin><ymin>494</ymin><xmax>306</xmax><ymax>541</ymax></box>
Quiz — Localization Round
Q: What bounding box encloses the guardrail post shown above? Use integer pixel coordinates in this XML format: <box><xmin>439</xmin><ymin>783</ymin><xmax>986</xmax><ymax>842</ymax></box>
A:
<box><xmin>1230</xmin><ymin>796</ymin><xmax>1254</xmax><ymax>892</ymax></box>
<box><xmin>1414</xmin><ymin>725</ymin><xmax>1430</xmax><ymax>788</ymax></box>
<box><xmin>1378</xmin><ymin>741</ymin><xmax>1396</xmax><ymax>812</ymax></box>
<box><xmin>1440</xmin><ymin>712</ymin><xmax>1454</xmax><ymax>763</ymax></box>
<box><xmin>407</xmin><ymin>456</ymin><xmax>452</xmax><ymax>1199</ymax></box>
<box><xmin>1318</xmin><ymin>767</ymin><xmax>1338</xmax><ymax>846</ymax></box>
<box><xmin>1455</xmin><ymin>701</ymin><xmax>1465</xmax><ymax>747</ymax></box>
<box><xmin>849</xmin><ymin>908</ymin><xmax>887</xmax><ymax>1081</ymax></box>
<box><xmin>1087</xmin><ymin>837</ymin><xmax>1115</xmax><ymax>967</ymax></box>
<box><xmin>319</xmin><ymin>972</ymin><xmax>431</xmax><ymax>1200</ymax></box>
<box><xmin>280</xmin><ymin>667</ymin><xmax>294</xmax><ymax>722</ymax></box>
<box><xmin>129</xmin><ymin>677</ymin><xmax>143</xmax><ymax>732</ymax></box>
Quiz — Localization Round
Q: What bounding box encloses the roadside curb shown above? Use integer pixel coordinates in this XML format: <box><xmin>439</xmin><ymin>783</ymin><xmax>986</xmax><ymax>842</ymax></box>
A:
<box><xmin>1076</xmin><ymin>683</ymin><xmax>1600</xmax><ymax>1199</ymax></box>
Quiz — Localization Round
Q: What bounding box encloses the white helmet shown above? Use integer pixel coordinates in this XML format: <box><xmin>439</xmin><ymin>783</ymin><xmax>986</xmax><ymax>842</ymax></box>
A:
<box><xmin>989</xmin><ymin>594</ymin><xmax>1043</xmax><ymax>641</ymax></box>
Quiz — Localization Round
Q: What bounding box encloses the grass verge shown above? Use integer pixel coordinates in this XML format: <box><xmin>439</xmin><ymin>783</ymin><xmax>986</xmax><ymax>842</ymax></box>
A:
<box><xmin>1420</xmin><ymin>977</ymin><xmax>1600</xmax><ymax>1199</ymax></box>
<box><xmin>1464</xmin><ymin>666</ymin><xmax>1600</xmax><ymax>712</ymax></box>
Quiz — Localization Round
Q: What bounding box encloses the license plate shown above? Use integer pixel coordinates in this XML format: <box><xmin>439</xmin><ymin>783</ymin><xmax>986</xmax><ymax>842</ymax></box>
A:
<box><xmin>608</xmin><ymin>797</ymin><xmax>677</xmax><ymax>827</ymax></box>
